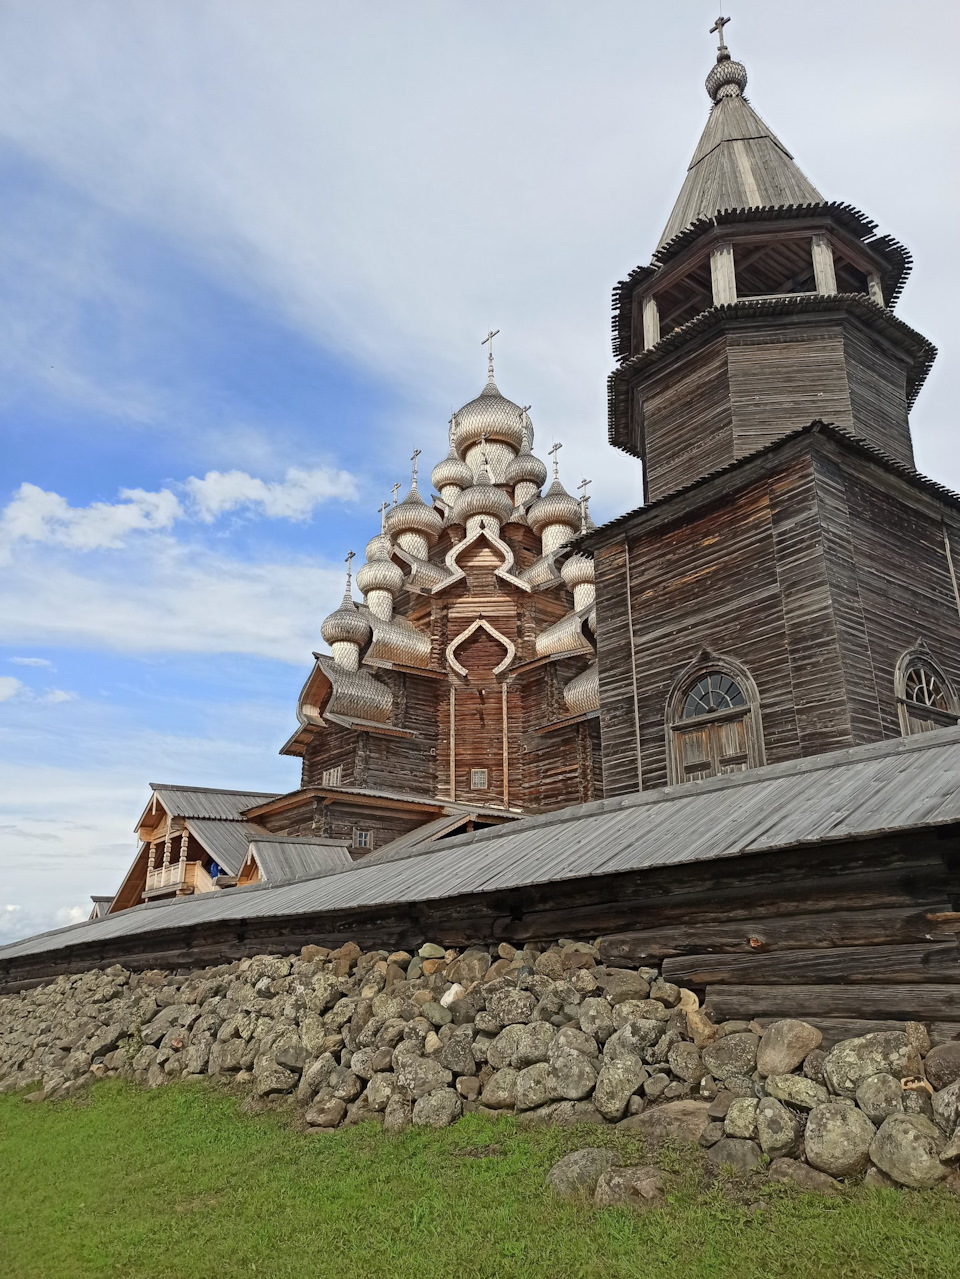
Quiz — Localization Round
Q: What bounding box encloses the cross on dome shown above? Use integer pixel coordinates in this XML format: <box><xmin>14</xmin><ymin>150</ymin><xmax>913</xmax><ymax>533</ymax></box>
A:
<box><xmin>710</xmin><ymin>14</ymin><xmax>730</xmax><ymax>50</ymax></box>
<box><xmin>411</xmin><ymin>447</ymin><xmax>422</xmax><ymax>489</ymax></box>
<box><xmin>548</xmin><ymin>441</ymin><xmax>563</xmax><ymax>480</ymax></box>
<box><xmin>481</xmin><ymin>328</ymin><xmax>500</xmax><ymax>382</ymax></box>
<box><xmin>391</xmin><ymin>482</ymin><xmax>401</xmax><ymax>506</ymax></box>
<box><xmin>378</xmin><ymin>500</ymin><xmax>389</xmax><ymax>532</ymax></box>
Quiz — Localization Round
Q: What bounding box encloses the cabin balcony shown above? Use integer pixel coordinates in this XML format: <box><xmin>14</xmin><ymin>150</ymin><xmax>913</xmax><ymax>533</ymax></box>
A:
<box><xmin>144</xmin><ymin>860</ymin><xmax>216</xmax><ymax>899</ymax></box>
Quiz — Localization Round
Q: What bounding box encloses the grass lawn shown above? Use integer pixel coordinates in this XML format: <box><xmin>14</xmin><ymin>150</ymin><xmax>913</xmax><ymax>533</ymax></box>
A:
<box><xmin>2</xmin><ymin>1081</ymin><xmax>959</xmax><ymax>1279</ymax></box>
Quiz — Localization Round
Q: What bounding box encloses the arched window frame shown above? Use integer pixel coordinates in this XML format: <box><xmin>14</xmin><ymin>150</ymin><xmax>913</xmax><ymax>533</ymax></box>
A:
<box><xmin>665</xmin><ymin>650</ymin><xmax>765</xmax><ymax>785</ymax></box>
<box><xmin>895</xmin><ymin>642</ymin><xmax>959</xmax><ymax>737</ymax></box>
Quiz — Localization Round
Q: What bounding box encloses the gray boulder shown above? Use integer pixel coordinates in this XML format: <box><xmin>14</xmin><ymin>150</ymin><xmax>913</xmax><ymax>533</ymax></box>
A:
<box><xmin>304</xmin><ymin>1097</ymin><xmax>347</xmax><ymax>1128</ymax></box>
<box><xmin>487</xmin><ymin>1025</ymin><xmax>524</xmax><ymax>1070</ymax></box>
<box><xmin>513</xmin><ymin>1022</ymin><xmax>557</xmax><ymax>1069</ymax></box>
<box><xmin>382</xmin><ymin>1093</ymin><xmax>412</xmax><ymax>1133</ymax></box>
<box><xmin>756</xmin><ymin>1097</ymin><xmax>801</xmax><ymax>1158</ymax></box>
<box><xmin>855</xmin><ymin>1073</ymin><xmax>904</xmax><ymax>1124</ymax></box>
<box><xmin>546</xmin><ymin>1148</ymin><xmax>619</xmax><ymax>1202</ymax></box>
<box><xmin>515</xmin><ymin>1062</ymin><xmax>561</xmax><ymax>1111</ymax></box>
<box><xmin>924</xmin><ymin>1042</ymin><xmax>960</xmax><ymax>1091</ymax></box>
<box><xmin>668</xmin><ymin>1041</ymin><xmax>704</xmax><ymax>1083</ymax></box>
<box><xmin>702</xmin><ymin>1033</ymin><xmax>760</xmax><ymax>1081</ymax></box>
<box><xmin>594</xmin><ymin>1165</ymin><xmax>664</xmax><ymax>1209</ymax></box>
<box><xmin>822</xmin><ymin>1033</ymin><xmax>917</xmax><ymax>1098</ymax></box>
<box><xmin>481</xmin><ymin>1067</ymin><xmax>519</xmax><ymax>1110</ymax></box>
<box><xmin>933</xmin><ymin>1078</ymin><xmax>960</xmax><ymax>1135</ymax></box>
<box><xmin>620</xmin><ymin>1099</ymin><xmax>711</xmax><ymax>1143</ymax></box>
<box><xmin>705</xmin><ymin>1137</ymin><xmax>762</xmax><ymax>1171</ymax></box>
<box><xmin>412</xmin><ymin>1088</ymin><xmax>462</xmax><ymax>1129</ymax></box>
<box><xmin>578</xmin><ymin>997</ymin><xmax>615</xmax><ymax>1043</ymax></box>
<box><xmin>804</xmin><ymin>1103</ymin><xmax>876</xmax><ymax>1177</ymax></box>
<box><xmin>394</xmin><ymin>1054</ymin><xmax>452</xmax><ymax>1100</ymax></box>
<box><xmin>600</xmin><ymin>970</ymin><xmax>651</xmax><ymax>1005</ymax></box>
<box><xmin>365</xmin><ymin>1072</ymin><xmax>396</xmax><ymax>1112</ymax></box>
<box><xmin>756</xmin><ymin>1020</ymin><xmax>822</xmax><ymax>1077</ymax></box>
<box><xmin>869</xmin><ymin>1114</ymin><xmax>948</xmax><ymax>1189</ymax></box>
<box><xmin>552</xmin><ymin>1026</ymin><xmax>599</xmax><ymax>1060</ymax></box>
<box><xmin>594</xmin><ymin>1057</ymin><xmax>647</xmax><ymax>1121</ymax></box>
<box><xmin>603</xmin><ymin>1022</ymin><xmax>662</xmax><ymax>1063</ymax></box>
<box><xmin>724</xmin><ymin>1098</ymin><xmax>759</xmax><ymax>1140</ymax></box>
<box><xmin>485</xmin><ymin>988</ymin><xmax>536</xmax><ymax>1026</ymax></box>
<box><xmin>763</xmin><ymin>1073</ymin><xmax>828</xmax><ymax>1110</ymax></box>
<box><xmin>768</xmin><ymin>1158</ymin><xmax>839</xmax><ymax>1195</ymax></box>
<box><xmin>550</xmin><ymin>1049</ymin><xmax>598</xmax><ymax>1101</ymax></box>
<box><xmin>253</xmin><ymin>1059</ymin><xmax>297</xmax><ymax>1097</ymax></box>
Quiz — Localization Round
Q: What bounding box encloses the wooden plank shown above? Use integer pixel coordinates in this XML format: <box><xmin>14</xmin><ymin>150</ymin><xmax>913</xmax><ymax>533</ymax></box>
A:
<box><xmin>705</xmin><ymin>984</ymin><xmax>960</xmax><ymax>1022</ymax></box>
<box><xmin>665</xmin><ymin>942</ymin><xmax>960</xmax><ymax>987</ymax></box>
<box><xmin>599</xmin><ymin>904</ymin><xmax>955</xmax><ymax>962</ymax></box>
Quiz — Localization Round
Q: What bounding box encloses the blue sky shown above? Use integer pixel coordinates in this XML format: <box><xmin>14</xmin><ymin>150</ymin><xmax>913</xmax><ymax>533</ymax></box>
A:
<box><xmin>0</xmin><ymin>0</ymin><xmax>957</xmax><ymax>941</ymax></box>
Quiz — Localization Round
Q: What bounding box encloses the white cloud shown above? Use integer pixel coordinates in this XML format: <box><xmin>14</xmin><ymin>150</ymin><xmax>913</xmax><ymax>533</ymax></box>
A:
<box><xmin>185</xmin><ymin>465</ymin><xmax>357</xmax><ymax>521</ymax></box>
<box><xmin>0</xmin><ymin>465</ymin><xmax>356</xmax><ymax>560</ymax></box>
<box><xmin>42</xmin><ymin>689</ymin><xmax>77</xmax><ymax>704</ymax></box>
<box><xmin>0</xmin><ymin>676</ymin><xmax>24</xmax><ymax>702</ymax></box>
<box><xmin>0</xmin><ymin>482</ymin><xmax>181</xmax><ymax>556</ymax></box>
<box><xmin>9</xmin><ymin>656</ymin><xmax>53</xmax><ymax>667</ymax></box>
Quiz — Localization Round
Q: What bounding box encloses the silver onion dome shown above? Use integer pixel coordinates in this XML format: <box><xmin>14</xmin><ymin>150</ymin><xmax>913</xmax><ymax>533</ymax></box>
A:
<box><xmin>560</xmin><ymin>553</ymin><xmax>595</xmax><ymax>590</ymax></box>
<box><xmin>451</xmin><ymin>480</ymin><xmax>514</xmax><ymax>527</ymax></box>
<box><xmin>528</xmin><ymin>478</ymin><xmax>581</xmax><ymax>535</ymax></box>
<box><xmin>365</xmin><ymin>532</ymin><xmax>393</xmax><ymax>562</ymax></box>
<box><xmin>320</xmin><ymin>594</ymin><xmax>372</xmax><ymax>648</ymax></box>
<box><xmin>431</xmin><ymin>446</ymin><xmax>473</xmax><ymax>493</ymax></box>
<box><xmin>504</xmin><ymin>448</ymin><xmax>547</xmax><ymax>489</ymax></box>
<box><xmin>385</xmin><ymin>487</ymin><xmax>443</xmax><ymax>543</ymax></box>
<box><xmin>356</xmin><ymin>557</ymin><xmax>404</xmax><ymax>597</ymax></box>
<box><xmin>452</xmin><ymin>378</ymin><xmax>527</xmax><ymax>454</ymax></box>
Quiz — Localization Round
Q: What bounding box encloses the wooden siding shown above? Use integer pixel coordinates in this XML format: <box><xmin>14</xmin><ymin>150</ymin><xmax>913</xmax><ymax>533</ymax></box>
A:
<box><xmin>596</xmin><ymin>434</ymin><xmax>960</xmax><ymax>797</ymax></box>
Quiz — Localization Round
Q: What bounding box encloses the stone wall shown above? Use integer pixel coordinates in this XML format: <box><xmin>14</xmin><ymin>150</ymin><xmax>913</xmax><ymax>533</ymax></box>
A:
<box><xmin>2</xmin><ymin>938</ymin><xmax>960</xmax><ymax>1192</ymax></box>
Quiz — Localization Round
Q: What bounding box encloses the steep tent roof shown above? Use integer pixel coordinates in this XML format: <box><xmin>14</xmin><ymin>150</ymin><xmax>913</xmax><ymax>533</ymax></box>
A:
<box><xmin>659</xmin><ymin>39</ymin><xmax>823</xmax><ymax>249</ymax></box>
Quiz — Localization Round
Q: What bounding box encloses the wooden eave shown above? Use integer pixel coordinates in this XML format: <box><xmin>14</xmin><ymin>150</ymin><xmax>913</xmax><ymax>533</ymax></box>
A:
<box><xmin>612</xmin><ymin>202</ymin><xmax>913</xmax><ymax>363</ymax></box>
<box><xmin>582</xmin><ymin>421</ymin><xmax>960</xmax><ymax>552</ymax></box>
<box><xmin>533</xmin><ymin>709</ymin><xmax>601</xmax><ymax>737</ymax></box>
<box><xmin>242</xmin><ymin>786</ymin><xmax>451</xmax><ymax>822</ymax></box>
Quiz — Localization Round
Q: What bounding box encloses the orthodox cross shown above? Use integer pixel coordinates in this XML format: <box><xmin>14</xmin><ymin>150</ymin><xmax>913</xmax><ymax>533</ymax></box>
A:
<box><xmin>548</xmin><ymin>440</ymin><xmax>562</xmax><ymax>480</ymax></box>
<box><xmin>482</xmin><ymin>328</ymin><xmax>500</xmax><ymax>379</ymax></box>
<box><xmin>478</xmin><ymin>432</ymin><xmax>492</xmax><ymax>481</ymax></box>
<box><xmin>518</xmin><ymin>404</ymin><xmax>532</xmax><ymax>443</ymax></box>
<box><xmin>391</xmin><ymin>481</ymin><xmax>401</xmax><ymax>506</ymax></box>
<box><xmin>344</xmin><ymin>549</ymin><xmax>355</xmax><ymax>591</ymax></box>
<box><xmin>378</xmin><ymin>500</ymin><xmax>388</xmax><ymax>532</ymax></box>
<box><xmin>710</xmin><ymin>15</ymin><xmax>730</xmax><ymax>48</ymax></box>
<box><xmin>578</xmin><ymin>477</ymin><xmax>592</xmax><ymax>530</ymax></box>
<box><xmin>410</xmin><ymin>447</ymin><xmax>422</xmax><ymax>488</ymax></box>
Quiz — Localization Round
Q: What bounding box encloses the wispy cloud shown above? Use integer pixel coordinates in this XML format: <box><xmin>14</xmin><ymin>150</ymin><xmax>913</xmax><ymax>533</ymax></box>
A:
<box><xmin>9</xmin><ymin>656</ymin><xmax>54</xmax><ymax>667</ymax></box>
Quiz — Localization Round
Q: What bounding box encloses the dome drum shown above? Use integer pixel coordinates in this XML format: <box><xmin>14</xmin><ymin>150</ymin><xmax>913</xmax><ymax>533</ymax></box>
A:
<box><xmin>464</xmin><ymin>440</ymin><xmax>516</xmax><ymax>484</ymax></box>
<box><xmin>330</xmin><ymin>641</ymin><xmax>360</xmax><ymax>671</ymax></box>
<box><xmin>563</xmin><ymin>662</ymin><xmax>600</xmax><ymax>716</ymax></box>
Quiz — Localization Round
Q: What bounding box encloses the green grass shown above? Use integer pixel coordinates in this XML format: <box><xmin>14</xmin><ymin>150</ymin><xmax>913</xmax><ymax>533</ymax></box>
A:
<box><xmin>1</xmin><ymin>1082</ymin><xmax>959</xmax><ymax>1279</ymax></box>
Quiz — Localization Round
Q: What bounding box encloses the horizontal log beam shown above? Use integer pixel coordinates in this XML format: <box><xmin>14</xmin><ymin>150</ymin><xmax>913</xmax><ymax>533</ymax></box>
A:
<box><xmin>706</xmin><ymin>984</ymin><xmax>960</xmax><ymax>1022</ymax></box>
<box><xmin>665</xmin><ymin>942</ymin><xmax>960</xmax><ymax>987</ymax></box>
<box><xmin>600</xmin><ymin>905</ymin><xmax>956</xmax><ymax>962</ymax></box>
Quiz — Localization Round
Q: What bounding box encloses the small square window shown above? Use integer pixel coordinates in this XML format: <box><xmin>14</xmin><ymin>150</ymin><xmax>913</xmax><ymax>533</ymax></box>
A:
<box><xmin>353</xmin><ymin>828</ymin><xmax>371</xmax><ymax>850</ymax></box>
<box><xmin>470</xmin><ymin>768</ymin><xmax>488</xmax><ymax>790</ymax></box>
<box><xmin>322</xmin><ymin>765</ymin><xmax>342</xmax><ymax>787</ymax></box>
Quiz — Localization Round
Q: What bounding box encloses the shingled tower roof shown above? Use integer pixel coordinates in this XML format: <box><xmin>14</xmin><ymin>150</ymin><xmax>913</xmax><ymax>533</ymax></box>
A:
<box><xmin>659</xmin><ymin>25</ymin><xmax>823</xmax><ymax>248</ymax></box>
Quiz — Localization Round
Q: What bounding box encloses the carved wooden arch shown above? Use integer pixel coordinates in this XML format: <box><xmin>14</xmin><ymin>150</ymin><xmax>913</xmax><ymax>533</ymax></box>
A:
<box><xmin>445</xmin><ymin>616</ymin><xmax>516</xmax><ymax>678</ymax></box>
<box><xmin>441</xmin><ymin>525</ymin><xmax>531</xmax><ymax>593</ymax></box>
<box><xmin>664</xmin><ymin>647</ymin><xmax>765</xmax><ymax>785</ymax></box>
<box><xmin>894</xmin><ymin>638</ymin><xmax>960</xmax><ymax>736</ymax></box>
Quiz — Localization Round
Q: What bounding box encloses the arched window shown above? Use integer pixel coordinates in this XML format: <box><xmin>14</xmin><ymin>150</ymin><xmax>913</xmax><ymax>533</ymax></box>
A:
<box><xmin>895</xmin><ymin>646</ymin><xmax>959</xmax><ymax>736</ymax></box>
<box><xmin>666</xmin><ymin>654</ymin><xmax>764</xmax><ymax>784</ymax></box>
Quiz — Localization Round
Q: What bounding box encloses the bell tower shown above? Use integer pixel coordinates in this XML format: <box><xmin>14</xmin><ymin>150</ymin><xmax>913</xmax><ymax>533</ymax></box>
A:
<box><xmin>608</xmin><ymin>19</ymin><xmax>936</xmax><ymax>503</ymax></box>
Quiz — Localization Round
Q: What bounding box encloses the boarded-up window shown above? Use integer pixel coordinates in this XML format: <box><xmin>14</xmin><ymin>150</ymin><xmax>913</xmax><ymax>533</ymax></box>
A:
<box><xmin>322</xmin><ymin>766</ymin><xmax>342</xmax><ymax>787</ymax></box>
<box><xmin>667</xmin><ymin>662</ymin><xmax>763</xmax><ymax>784</ymax></box>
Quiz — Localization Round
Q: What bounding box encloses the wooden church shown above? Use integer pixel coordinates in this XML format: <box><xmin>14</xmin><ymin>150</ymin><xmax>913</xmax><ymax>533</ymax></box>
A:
<box><xmin>102</xmin><ymin>20</ymin><xmax>960</xmax><ymax>915</ymax></box>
